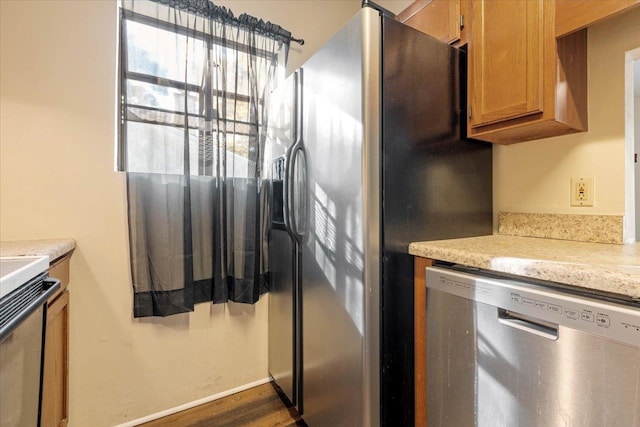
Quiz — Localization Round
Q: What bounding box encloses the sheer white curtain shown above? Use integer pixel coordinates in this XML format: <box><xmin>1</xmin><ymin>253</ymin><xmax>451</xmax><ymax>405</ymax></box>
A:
<box><xmin>117</xmin><ymin>0</ymin><xmax>289</xmax><ymax>317</ymax></box>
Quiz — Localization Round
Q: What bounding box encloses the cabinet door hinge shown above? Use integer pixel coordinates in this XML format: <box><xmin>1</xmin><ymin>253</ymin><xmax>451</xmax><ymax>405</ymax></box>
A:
<box><xmin>468</xmin><ymin>106</ymin><xmax>472</xmax><ymax>120</ymax></box>
<box><xmin>635</xmin><ymin>153</ymin><xmax>638</xmax><ymax>163</ymax></box>
<box><xmin>460</xmin><ymin>14</ymin><xmax>465</xmax><ymax>29</ymax></box>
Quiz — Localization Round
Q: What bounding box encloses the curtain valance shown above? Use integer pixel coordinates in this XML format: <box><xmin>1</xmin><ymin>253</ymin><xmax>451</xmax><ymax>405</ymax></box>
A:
<box><xmin>151</xmin><ymin>0</ymin><xmax>303</xmax><ymax>45</ymax></box>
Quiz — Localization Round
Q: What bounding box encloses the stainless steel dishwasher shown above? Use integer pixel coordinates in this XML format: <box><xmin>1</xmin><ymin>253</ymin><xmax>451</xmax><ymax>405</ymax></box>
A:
<box><xmin>1</xmin><ymin>257</ymin><xmax>60</xmax><ymax>427</ymax></box>
<box><xmin>425</xmin><ymin>265</ymin><xmax>640</xmax><ymax>427</ymax></box>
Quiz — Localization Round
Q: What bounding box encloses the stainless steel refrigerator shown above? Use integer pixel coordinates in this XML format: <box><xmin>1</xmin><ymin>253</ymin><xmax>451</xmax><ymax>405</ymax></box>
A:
<box><xmin>267</xmin><ymin>3</ymin><xmax>492</xmax><ymax>426</ymax></box>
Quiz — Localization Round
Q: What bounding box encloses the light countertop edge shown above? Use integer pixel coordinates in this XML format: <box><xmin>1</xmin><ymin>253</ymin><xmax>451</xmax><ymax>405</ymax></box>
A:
<box><xmin>409</xmin><ymin>235</ymin><xmax>640</xmax><ymax>299</ymax></box>
<box><xmin>0</xmin><ymin>239</ymin><xmax>76</xmax><ymax>262</ymax></box>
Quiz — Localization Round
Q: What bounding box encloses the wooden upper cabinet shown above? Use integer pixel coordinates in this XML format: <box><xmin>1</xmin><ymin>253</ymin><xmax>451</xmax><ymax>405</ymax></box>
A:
<box><xmin>469</xmin><ymin>0</ymin><xmax>544</xmax><ymax>127</ymax></box>
<box><xmin>398</xmin><ymin>0</ymin><xmax>465</xmax><ymax>45</ymax></box>
<box><xmin>467</xmin><ymin>0</ymin><xmax>588</xmax><ymax>144</ymax></box>
<box><xmin>556</xmin><ymin>0</ymin><xmax>640</xmax><ymax>37</ymax></box>
<box><xmin>398</xmin><ymin>0</ymin><xmax>593</xmax><ymax>144</ymax></box>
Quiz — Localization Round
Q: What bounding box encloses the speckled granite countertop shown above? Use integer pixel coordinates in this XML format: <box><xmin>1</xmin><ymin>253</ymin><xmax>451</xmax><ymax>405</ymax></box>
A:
<box><xmin>0</xmin><ymin>239</ymin><xmax>76</xmax><ymax>262</ymax></box>
<box><xmin>409</xmin><ymin>235</ymin><xmax>640</xmax><ymax>299</ymax></box>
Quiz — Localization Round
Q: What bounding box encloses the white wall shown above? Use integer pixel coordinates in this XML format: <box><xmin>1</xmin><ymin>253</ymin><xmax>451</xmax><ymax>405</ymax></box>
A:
<box><xmin>0</xmin><ymin>1</ymin><xmax>409</xmax><ymax>426</ymax></box>
<box><xmin>494</xmin><ymin>7</ymin><xmax>640</xmax><ymax>229</ymax></box>
<box><xmin>635</xmin><ymin>90</ymin><xmax>639</xmax><ymax>238</ymax></box>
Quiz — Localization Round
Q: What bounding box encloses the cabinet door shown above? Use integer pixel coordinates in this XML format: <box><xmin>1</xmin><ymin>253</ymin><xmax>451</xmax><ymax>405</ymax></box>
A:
<box><xmin>401</xmin><ymin>0</ymin><xmax>462</xmax><ymax>44</ymax></box>
<box><xmin>42</xmin><ymin>290</ymin><xmax>69</xmax><ymax>427</ymax></box>
<box><xmin>469</xmin><ymin>0</ymin><xmax>544</xmax><ymax>127</ymax></box>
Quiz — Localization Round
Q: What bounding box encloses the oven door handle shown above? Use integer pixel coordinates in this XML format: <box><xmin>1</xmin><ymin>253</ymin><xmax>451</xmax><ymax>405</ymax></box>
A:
<box><xmin>0</xmin><ymin>278</ymin><xmax>60</xmax><ymax>341</ymax></box>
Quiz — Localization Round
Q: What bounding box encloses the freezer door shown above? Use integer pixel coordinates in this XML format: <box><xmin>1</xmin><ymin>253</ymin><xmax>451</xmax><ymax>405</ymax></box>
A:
<box><xmin>300</xmin><ymin>8</ymin><xmax>381</xmax><ymax>426</ymax></box>
<box><xmin>267</xmin><ymin>73</ymin><xmax>299</xmax><ymax>406</ymax></box>
<box><xmin>268</xmin><ymin>229</ymin><xmax>296</xmax><ymax>404</ymax></box>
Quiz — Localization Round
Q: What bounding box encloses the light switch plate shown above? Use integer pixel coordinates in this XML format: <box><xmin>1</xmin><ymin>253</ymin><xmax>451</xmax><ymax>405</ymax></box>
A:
<box><xmin>571</xmin><ymin>177</ymin><xmax>594</xmax><ymax>207</ymax></box>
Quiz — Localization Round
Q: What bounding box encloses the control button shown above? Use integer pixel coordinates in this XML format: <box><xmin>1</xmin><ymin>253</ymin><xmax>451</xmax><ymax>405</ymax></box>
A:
<box><xmin>535</xmin><ymin>301</ymin><xmax>548</xmax><ymax>311</ymax></box>
<box><xmin>548</xmin><ymin>304</ymin><xmax>562</xmax><ymax>314</ymax></box>
<box><xmin>596</xmin><ymin>314</ymin><xmax>611</xmax><ymax>328</ymax></box>
<box><xmin>564</xmin><ymin>308</ymin><xmax>579</xmax><ymax>320</ymax></box>
<box><xmin>511</xmin><ymin>293</ymin><xmax>522</xmax><ymax>304</ymax></box>
<box><xmin>522</xmin><ymin>297</ymin><xmax>535</xmax><ymax>307</ymax></box>
<box><xmin>580</xmin><ymin>311</ymin><xmax>595</xmax><ymax>322</ymax></box>
<box><xmin>478</xmin><ymin>287</ymin><xmax>491</xmax><ymax>296</ymax></box>
<box><xmin>622</xmin><ymin>322</ymin><xmax>640</xmax><ymax>331</ymax></box>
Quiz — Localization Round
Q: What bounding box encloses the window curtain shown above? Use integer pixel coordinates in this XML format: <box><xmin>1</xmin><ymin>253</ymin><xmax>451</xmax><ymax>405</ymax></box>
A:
<box><xmin>117</xmin><ymin>0</ymin><xmax>290</xmax><ymax>317</ymax></box>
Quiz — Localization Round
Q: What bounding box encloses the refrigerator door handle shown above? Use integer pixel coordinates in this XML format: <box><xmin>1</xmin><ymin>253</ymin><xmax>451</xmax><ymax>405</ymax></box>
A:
<box><xmin>283</xmin><ymin>70</ymin><xmax>302</xmax><ymax>238</ymax></box>
<box><xmin>283</xmin><ymin>143</ymin><xmax>294</xmax><ymax>235</ymax></box>
<box><xmin>287</xmin><ymin>69</ymin><xmax>306</xmax><ymax>241</ymax></box>
<box><xmin>289</xmin><ymin>144</ymin><xmax>308</xmax><ymax>240</ymax></box>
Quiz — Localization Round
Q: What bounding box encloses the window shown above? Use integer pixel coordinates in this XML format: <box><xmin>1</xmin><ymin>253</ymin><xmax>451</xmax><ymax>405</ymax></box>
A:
<box><xmin>117</xmin><ymin>6</ymin><xmax>277</xmax><ymax>178</ymax></box>
<box><xmin>118</xmin><ymin>0</ymin><xmax>293</xmax><ymax>317</ymax></box>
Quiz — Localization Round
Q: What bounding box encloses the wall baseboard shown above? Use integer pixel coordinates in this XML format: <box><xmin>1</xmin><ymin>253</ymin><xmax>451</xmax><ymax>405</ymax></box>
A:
<box><xmin>114</xmin><ymin>377</ymin><xmax>272</xmax><ymax>427</ymax></box>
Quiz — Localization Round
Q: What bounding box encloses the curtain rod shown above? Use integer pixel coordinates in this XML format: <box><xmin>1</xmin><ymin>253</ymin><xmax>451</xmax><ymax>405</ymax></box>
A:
<box><xmin>151</xmin><ymin>0</ymin><xmax>305</xmax><ymax>45</ymax></box>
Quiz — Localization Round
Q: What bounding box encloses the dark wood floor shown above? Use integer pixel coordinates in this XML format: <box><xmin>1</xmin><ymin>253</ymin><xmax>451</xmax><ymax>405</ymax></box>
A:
<box><xmin>140</xmin><ymin>382</ymin><xmax>304</xmax><ymax>427</ymax></box>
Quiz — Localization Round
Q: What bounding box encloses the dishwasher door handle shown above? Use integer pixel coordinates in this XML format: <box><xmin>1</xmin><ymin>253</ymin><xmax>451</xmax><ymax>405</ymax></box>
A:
<box><xmin>498</xmin><ymin>308</ymin><xmax>559</xmax><ymax>341</ymax></box>
<box><xmin>0</xmin><ymin>278</ymin><xmax>60</xmax><ymax>341</ymax></box>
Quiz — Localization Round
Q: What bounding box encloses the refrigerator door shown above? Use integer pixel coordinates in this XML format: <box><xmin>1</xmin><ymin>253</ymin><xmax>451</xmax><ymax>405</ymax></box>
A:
<box><xmin>379</xmin><ymin>16</ymin><xmax>492</xmax><ymax>426</ymax></box>
<box><xmin>267</xmin><ymin>72</ymin><xmax>299</xmax><ymax>406</ymax></box>
<box><xmin>300</xmin><ymin>8</ymin><xmax>381</xmax><ymax>426</ymax></box>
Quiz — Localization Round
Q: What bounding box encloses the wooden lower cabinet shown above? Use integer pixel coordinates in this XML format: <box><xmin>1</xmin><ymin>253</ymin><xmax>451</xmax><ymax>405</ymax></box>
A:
<box><xmin>414</xmin><ymin>257</ymin><xmax>432</xmax><ymax>427</ymax></box>
<box><xmin>42</xmin><ymin>256</ymin><xmax>71</xmax><ymax>427</ymax></box>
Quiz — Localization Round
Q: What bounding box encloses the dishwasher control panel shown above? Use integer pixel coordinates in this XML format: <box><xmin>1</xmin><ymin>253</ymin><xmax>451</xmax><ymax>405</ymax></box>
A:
<box><xmin>426</xmin><ymin>266</ymin><xmax>640</xmax><ymax>347</ymax></box>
